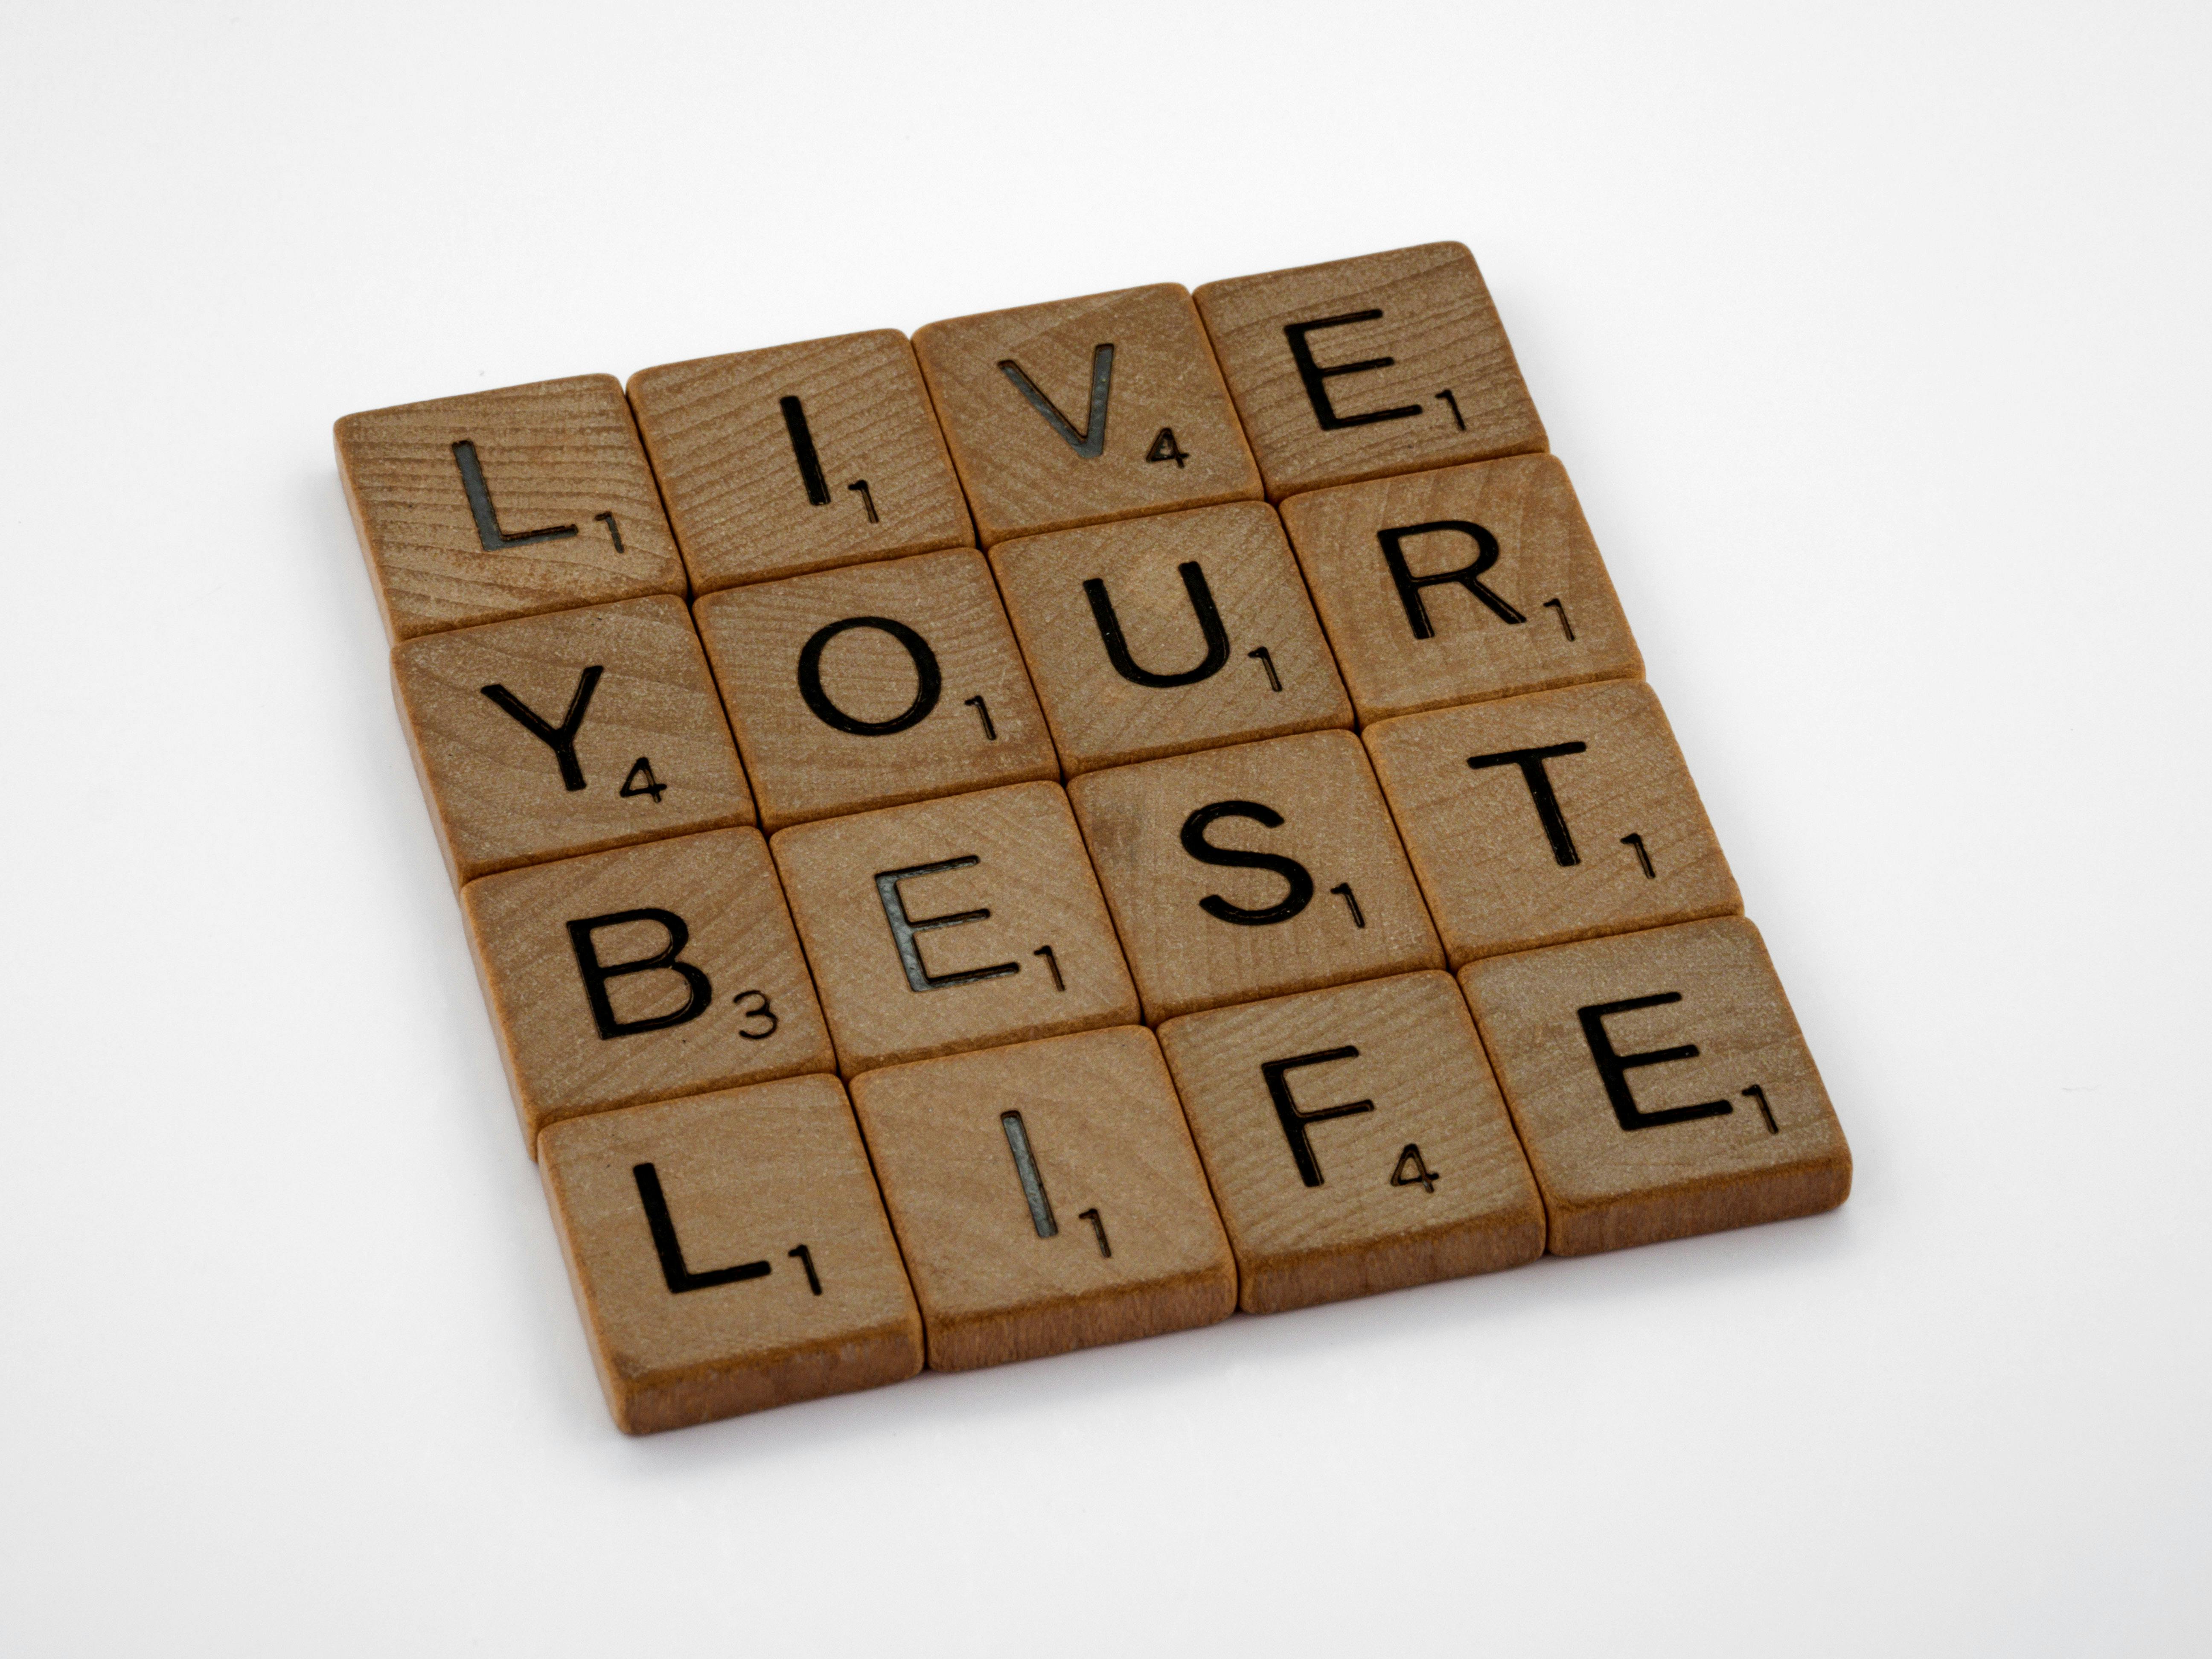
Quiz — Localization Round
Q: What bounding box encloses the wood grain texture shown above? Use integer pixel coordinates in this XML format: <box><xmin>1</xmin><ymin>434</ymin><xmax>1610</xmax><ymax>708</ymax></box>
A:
<box><xmin>1066</xmin><ymin>730</ymin><xmax>1442</xmax><ymax>1022</ymax></box>
<box><xmin>462</xmin><ymin>826</ymin><xmax>835</xmax><ymax>1150</ymax></box>
<box><xmin>1278</xmin><ymin>454</ymin><xmax>1642</xmax><ymax>722</ymax></box>
<box><xmin>1364</xmin><ymin>680</ymin><xmax>1740</xmax><ymax>965</ymax></box>
<box><xmin>393</xmin><ymin>594</ymin><xmax>753</xmax><ymax>885</ymax></box>
<box><xmin>847</xmin><ymin>1026</ymin><xmax>1235</xmax><ymax>1371</ymax></box>
<box><xmin>1193</xmin><ymin>243</ymin><xmax>1547</xmax><ymax>501</ymax></box>
<box><xmin>335</xmin><ymin>375</ymin><xmax>687</xmax><ymax>642</ymax></box>
<box><xmin>771</xmin><ymin>782</ymin><xmax>1137</xmax><ymax>1076</ymax></box>
<box><xmin>693</xmin><ymin>547</ymin><xmax>1057</xmax><ymax>830</ymax></box>
<box><xmin>1459</xmin><ymin>916</ymin><xmax>1850</xmax><ymax>1255</ymax></box>
<box><xmin>990</xmin><ymin>500</ymin><xmax>1353</xmax><ymax>774</ymax></box>
<box><xmin>912</xmin><ymin>284</ymin><xmax>1261</xmax><ymax>546</ymax></box>
<box><xmin>540</xmin><ymin>1075</ymin><xmax>922</xmax><ymax>1434</ymax></box>
<box><xmin>627</xmin><ymin>330</ymin><xmax>972</xmax><ymax>595</ymax></box>
<box><xmin>1156</xmin><ymin>972</ymin><xmax>1543</xmax><ymax>1313</ymax></box>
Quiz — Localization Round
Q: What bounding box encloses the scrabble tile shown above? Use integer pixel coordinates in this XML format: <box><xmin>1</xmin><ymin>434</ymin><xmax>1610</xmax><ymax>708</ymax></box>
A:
<box><xmin>627</xmin><ymin>330</ymin><xmax>973</xmax><ymax>595</ymax></box>
<box><xmin>912</xmin><ymin>284</ymin><xmax>1261</xmax><ymax>546</ymax></box>
<box><xmin>1278</xmin><ymin>454</ymin><xmax>1642</xmax><ymax>722</ymax></box>
<box><xmin>1156</xmin><ymin>972</ymin><xmax>1543</xmax><ymax>1313</ymax></box>
<box><xmin>771</xmin><ymin>782</ymin><xmax>1137</xmax><ymax>1075</ymax></box>
<box><xmin>336</xmin><ymin>375</ymin><xmax>687</xmax><ymax>642</ymax></box>
<box><xmin>392</xmin><ymin>594</ymin><xmax>754</xmax><ymax>885</ymax></box>
<box><xmin>1459</xmin><ymin>917</ymin><xmax>1851</xmax><ymax>1255</ymax></box>
<box><xmin>847</xmin><ymin>1027</ymin><xmax>1235</xmax><ymax>1370</ymax></box>
<box><xmin>539</xmin><ymin>1074</ymin><xmax>922</xmax><ymax>1433</ymax></box>
<box><xmin>1194</xmin><ymin>242</ymin><xmax>1546</xmax><ymax>501</ymax></box>
<box><xmin>1364</xmin><ymin>680</ymin><xmax>1740</xmax><ymax>966</ymax></box>
<box><xmin>693</xmin><ymin>548</ymin><xmax>1057</xmax><ymax>831</ymax></box>
<box><xmin>990</xmin><ymin>501</ymin><xmax>1354</xmax><ymax>774</ymax></box>
<box><xmin>1067</xmin><ymin>731</ymin><xmax>1442</xmax><ymax>1022</ymax></box>
<box><xmin>463</xmin><ymin>826</ymin><xmax>835</xmax><ymax>1149</ymax></box>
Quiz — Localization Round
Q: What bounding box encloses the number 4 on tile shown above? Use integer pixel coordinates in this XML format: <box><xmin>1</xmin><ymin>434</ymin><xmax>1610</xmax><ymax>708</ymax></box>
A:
<box><xmin>620</xmin><ymin>757</ymin><xmax>667</xmax><ymax>802</ymax></box>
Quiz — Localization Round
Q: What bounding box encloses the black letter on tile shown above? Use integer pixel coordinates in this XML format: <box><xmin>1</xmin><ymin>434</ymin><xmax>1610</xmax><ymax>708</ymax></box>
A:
<box><xmin>1577</xmin><ymin>993</ymin><xmax>1734</xmax><ymax>1131</ymax></box>
<box><xmin>1467</xmin><ymin>742</ymin><xmax>1589</xmax><ymax>867</ymax></box>
<box><xmin>1000</xmin><ymin>344</ymin><xmax>1115</xmax><ymax>457</ymax></box>
<box><xmin>797</xmin><ymin>616</ymin><xmax>943</xmax><ymax>736</ymax></box>
<box><xmin>567</xmin><ymin>908</ymin><xmax>714</xmax><ymax>1038</ymax></box>
<box><xmin>780</xmin><ymin>395</ymin><xmax>833</xmax><ymax>506</ymax></box>
<box><xmin>480</xmin><ymin>665</ymin><xmax>603</xmax><ymax>792</ymax></box>
<box><xmin>1377</xmin><ymin>521</ymin><xmax>1526</xmax><ymax>638</ymax></box>
<box><xmin>451</xmin><ymin>439</ymin><xmax>579</xmax><ymax>550</ymax></box>
<box><xmin>1283</xmin><ymin>311</ymin><xmax>1424</xmax><ymax>431</ymax></box>
<box><xmin>875</xmin><ymin>856</ymin><xmax>1020</xmax><ymax>992</ymax></box>
<box><xmin>632</xmin><ymin>1163</ymin><xmax>771</xmax><ymax>1293</ymax></box>
<box><xmin>1262</xmin><ymin>1046</ymin><xmax>1375</xmax><ymax>1186</ymax></box>
<box><xmin>1083</xmin><ymin>561</ymin><xmax>1231</xmax><ymax>687</ymax></box>
<box><xmin>1180</xmin><ymin>800</ymin><xmax>1316</xmax><ymax>926</ymax></box>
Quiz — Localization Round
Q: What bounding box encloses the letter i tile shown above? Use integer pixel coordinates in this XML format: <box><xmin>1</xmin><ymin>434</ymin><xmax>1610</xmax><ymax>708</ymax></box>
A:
<box><xmin>1459</xmin><ymin>917</ymin><xmax>1851</xmax><ymax>1255</ymax></box>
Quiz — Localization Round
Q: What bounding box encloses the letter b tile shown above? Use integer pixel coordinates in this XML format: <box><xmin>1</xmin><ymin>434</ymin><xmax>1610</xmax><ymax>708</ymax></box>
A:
<box><xmin>1460</xmin><ymin>917</ymin><xmax>1851</xmax><ymax>1255</ymax></box>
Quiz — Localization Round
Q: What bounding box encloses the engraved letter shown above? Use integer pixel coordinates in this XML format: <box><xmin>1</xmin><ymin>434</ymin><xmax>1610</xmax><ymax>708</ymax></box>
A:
<box><xmin>1261</xmin><ymin>1046</ymin><xmax>1376</xmax><ymax>1187</ymax></box>
<box><xmin>451</xmin><ymin>439</ymin><xmax>579</xmax><ymax>550</ymax></box>
<box><xmin>632</xmin><ymin>1163</ymin><xmax>771</xmax><ymax>1292</ymax></box>
<box><xmin>566</xmin><ymin>908</ymin><xmax>714</xmax><ymax>1039</ymax></box>
<box><xmin>1282</xmin><ymin>311</ymin><xmax>1423</xmax><ymax>431</ymax></box>
<box><xmin>1577</xmin><ymin>993</ymin><xmax>1734</xmax><ymax>1131</ymax></box>
<box><xmin>480</xmin><ymin>665</ymin><xmax>602</xmax><ymax>792</ymax></box>
<box><xmin>1376</xmin><ymin>521</ymin><xmax>1526</xmax><ymax>638</ymax></box>
<box><xmin>1179</xmin><ymin>800</ymin><xmax>1316</xmax><ymax>926</ymax></box>
<box><xmin>874</xmin><ymin>856</ymin><xmax>1020</xmax><ymax>992</ymax></box>
<box><xmin>1466</xmin><ymin>742</ymin><xmax>1589</xmax><ymax>867</ymax></box>
<box><xmin>1083</xmin><ymin>561</ymin><xmax>1231</xmax><ymax>688</ymax></box>
<box><xmin>797</xmin><ymin>616</ymin><xmax>943</xmax><ymax>736</ymax></box>
<box><xmin>999</xmin><ymin>344</ymin><xmax>1114</xmax><ymax>457</ymax></box>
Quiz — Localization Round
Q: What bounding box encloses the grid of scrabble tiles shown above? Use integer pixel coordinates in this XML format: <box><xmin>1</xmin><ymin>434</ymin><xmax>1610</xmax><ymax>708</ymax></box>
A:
<box><xmin>339</xmin><ymin>242</ymin><xmax>1852</xmax><ymax>1435</ymax></box>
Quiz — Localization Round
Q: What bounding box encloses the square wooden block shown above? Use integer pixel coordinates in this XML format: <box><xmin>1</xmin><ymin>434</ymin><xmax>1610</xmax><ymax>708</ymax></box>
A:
<box><xmin>1067</xmin><ymin>730</ymin><xmax>1441</xmax><ymax>1022</ymax></box>
<box><xmin>463</xmin><ymin>826</ymin><xmax>835</xmax><ymax>1149</ymax></box>
<box><xmin>847</xmin><ymin>1027</ymin><xmax>1235</xmax><ymax>1370</ymax></box>
<box><xmin>1278</xmin><ymin>454</ymin><xmax>1642</xmax><ymax>722</ymax></box>
<box><xmin>1156</xmin><ymin>972</ymin><xmax>1543</xmax><ymax>1314</ymax></box>
<box><xmin>540</xmin><ymin>1075</ymin><xmax>922</xmax><ymax>1434</ymax></box>
<box><xmin>1364</xmin><ymin>680</ymin><xmax>1740</xmax><ymax>965</ymax></box>
<box><xmin>912</xmin><ymin>284</ymin><xmax>1261</xmax><ymax>546</ymax></box>
<box><xmin>694</xmin><ymin>548</ymin><xmax>1057</xmax><ymax>830</ymax></box>
<box><xmin>771</xmin><ymin>782</ymin><xmax>1137</xmax><ymax>1075</ymax></box>
<box><xmin>1194</xmin><ymin>243</ymin><xmax>1547</xmax><ymax>501</ymax></box>
<box><xmin>393</xmin><ymin>594</ymin><xmax>753</xmax><ymax>885</ymax></box>
<box><xmin>990</xmin><ymin>501</ymin><xmax>1353</xmax><ymax>774</ymax></box>
<box><xmin>336</xmin><ymin>375</ymin><xmax>687</xmax><ymax>642</ymax></box>
<box><xmin>1459</xmin><ymin>916</ymin><xmax>1851</xmax><ymax>1255</ymax></box>
<box><xmin>628</xmin><ymin>330</ymin><xmax>972</xmax><ymax>595</ymax></box>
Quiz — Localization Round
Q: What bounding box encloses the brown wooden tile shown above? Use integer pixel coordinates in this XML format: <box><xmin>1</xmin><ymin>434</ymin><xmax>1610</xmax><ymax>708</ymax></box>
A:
<box><xmin>990</xmin><ymin>501</ymin><xmax>1353</xmax><ymax>775</ymax></box>
<box><xmin>693</xmin><ymin>548</ymin><xmax>1057</xmax><ymax>831</ymax></box>
<box><xmin>1066</xmin><ymin>731</ymin><xmax>1441</xmax><ymax>1022</ymax></box>
<box><xmin>847</xmin><ymin>1027</ymin><xmax>1234</xmax><ymax>1370</ymax></box>
<box><xmin>392</xmin><ymin>594</ymin><xmax>753</xmax><ymax>885</ymax></box>
<box><xmin>1459</xmin><ymin>916</ymin><xmax>1850</xmax><ymax>1255</ymax></box>
<box><xmin>1364</xmin><ymin>680</ymin><xmax>1740</xmax><ymax>966</ymax></box>
<box><xmin>462</xmin><ymin>826</ymin><xmax>835</xmax><ymax>1150</ymax></box>
<box><xmin>1156</xmin><ymin>972</ymin><xmax>1543</xmax><ymax>1314</ymax></box>
<box><xmin>912</xmin><ymin>284</ymin><xmax>1261</xmax><ymax>546</ymax></box>
<box><xmin>771</xmin><ymin>782</ymin><xmax>1136</xmax><ymax>1075</ymax></box>
<box><xmin>627</xmin><ymin>331</ymin><xmax>972</xmax><ymax>596</ymax></box>
<box><xmin>1193</xmin><ymin>243</ymin><xmax>1546</xmax><ymax>501</ymax></box>
<box><xmin>540</xmin><ymin>1074</ymin><xmax>922</xmax><ymax>1433</ymax></box>
<box><xmin>336</xmin><ymin>375</ymin><xmax>687</xmax><ymax>642</ymax></box>
<box><xmin>1278</xmin><ymin>454</ymin><xmax>1642</xmax><ymax>722</ymax></box>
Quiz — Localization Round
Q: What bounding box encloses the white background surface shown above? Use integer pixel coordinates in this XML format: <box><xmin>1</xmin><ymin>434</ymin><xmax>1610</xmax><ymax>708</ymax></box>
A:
<box><xmin>3</xmin><ymin>2</ymin><xmax>2207</xmax><ymax>1652</ymax></box>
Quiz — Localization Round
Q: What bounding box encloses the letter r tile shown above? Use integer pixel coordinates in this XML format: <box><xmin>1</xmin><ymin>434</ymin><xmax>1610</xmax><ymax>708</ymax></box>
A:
<box><xmin>1194</xmin><ymin>243</ymin><xmax>1547</xmax><ymax>501</ymax></box>
<box><xmin>1459</xmin><ymin>917</ymin><xmax>1851</xmax><ymax>1255</ymax></box>
<box><xmin>462</xmin><ymin>826</ymin><xmax>835</xmax><ymax>1150</ymax></box>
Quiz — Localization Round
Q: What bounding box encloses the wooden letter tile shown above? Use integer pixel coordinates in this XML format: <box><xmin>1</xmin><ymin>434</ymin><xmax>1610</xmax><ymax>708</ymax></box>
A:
<box><xmin>336</xmin><ymin>375</ymin><xmax>687</xmax><ymax>642</ymax></box>
<box><xmin>1067</xmin><ymin>731</ymin><xmax>1441</xmax><ymax>1022</ymax></box>
<box><xmin>847</xmin><ymin>1027</ymin><xmax>1235</xmax><ymax>1370</ymax></box>
<box><xmin>1364</xmin><ymin>680</ymin><xmax>1740</xmax><ymax>965</ymax></box>
<box><xmin>693</xmin><ymin>548</ymin><xmax>1058</xmax><ymax>830</ymax></box>
<box><xmin>990</xmin><ymin>501</ymin><xmax>1353</xmax><ymax>774</ymax></box>
<box><xmin>1458</xmin><ymin>917</ymin><xmax>1851</xmax><ymax>1255</ymax></box>
<box><xmin>1156</xmin><ymin>972</ymin><xmax>1543</xmax><ymax>1313</ymax></box>
<box><xmin>393</xmin><ymin>594</ymin><xmax>754</xmax><ymax>885</ymax></box>
<box><xmin>462</xmin><ymin>826</ymin><xmax>835</xmax><ymax>1148</ymax></box>
<box><xmin>1278</xmin><ymin>454</ymin><xmax>1642</xmax><ymax>722</ymax></box>
<box><xmin>1193</xmin><ymin>243</ymin><xmax>1546</xmax><ymax>501</ymax></box>
<box><xmin>627</xmin><ymin>331</ymin><xmax>972</xmax><ymax>595</ymax></box>
<box><xmin>771</xmin><ymin>783</ymin><xmax>1137</xmax><ymax>1075</ymax></box>
<box><xmin>912</xmin><ymin>284</ymin><xmax>1261</xmax><ymax>546</ymax></box>
<box><xmin>540</xmin><ymin>1075</ymin><xmax>922</xmax><ymax>1433</ymax></box>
